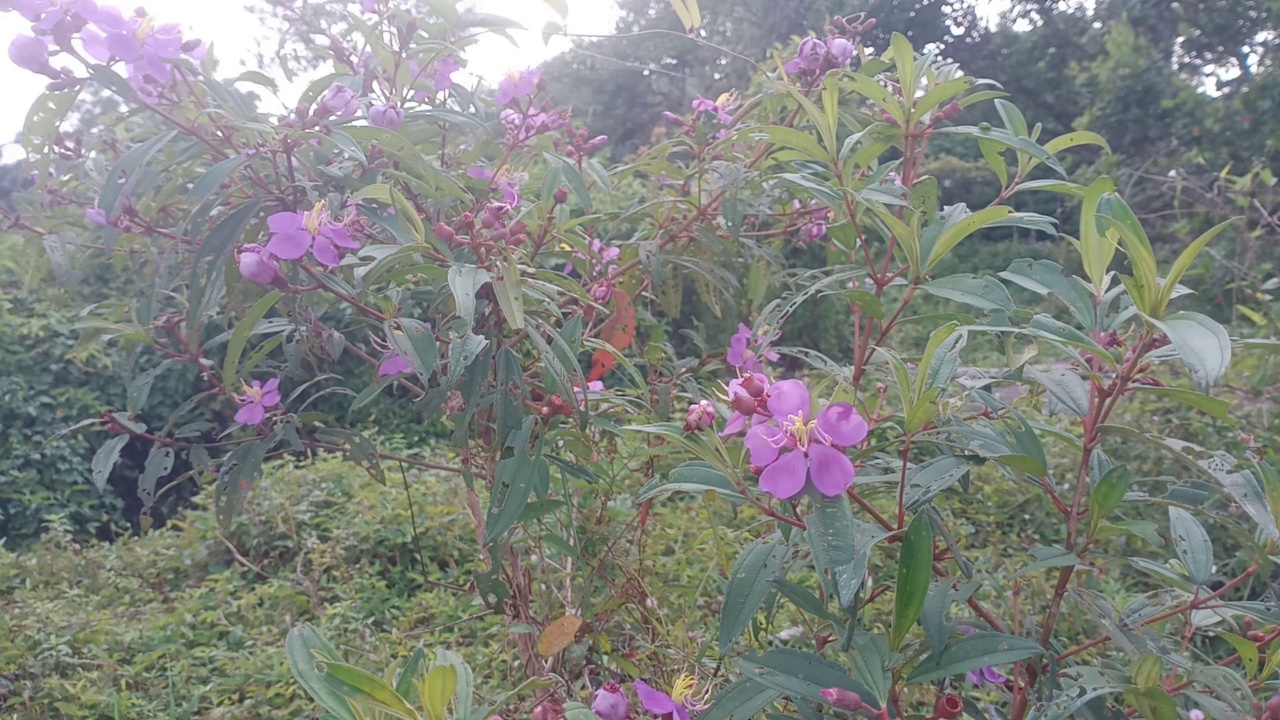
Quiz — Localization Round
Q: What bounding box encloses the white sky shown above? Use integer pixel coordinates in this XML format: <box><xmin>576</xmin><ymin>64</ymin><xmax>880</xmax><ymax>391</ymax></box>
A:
<box><xmin>0</xmin><ymin>0</ymin><xmax>622</xmax><ymax>158</ymax></box>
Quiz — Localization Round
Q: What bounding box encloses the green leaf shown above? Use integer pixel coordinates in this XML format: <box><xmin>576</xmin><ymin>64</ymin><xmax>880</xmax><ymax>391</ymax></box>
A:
<box><xmin>758</xmin><ymin>125</ymin><xmax>829</xmax><ymax>162</ymax></box>
<box><xmin>999</xmin><ymin>258</ymin><xmax>1097</xmax><ymax>329</ymax></box>
<box><xmin>1125</xmin><ymin>687</ymin><xmax>1177</xmax><ymax>720</ymax></box>
<box><xmin>91</xmin><ymin>435</ymin><xmax>130</xmax><ymax>492</ymax></box>
<box><xmin>1026</xmin><ymin>367</ymin><xmax>1089</xmax><ymax>417</ymax></box>
<box><xmin>494</xmin><ymin>254</ymin><xmax>526</xmax><ymax>330</ymax></box>
<box><xmin>136</xmin><ymin>444</ymin><xmax>175</xmax><ymax>512</ymax></box>
<box><xmin>1218</xmin><ymin>632</ymin><xmax>1259</xmax><ymax>679</ymax></box>
<box><xmin>905</xmin><ymin>455</ymin><xmax>982</xmax><ymax>510</ymax></box>
<box><xmin>433</xmin><ymin>650</ymin><xmax>473</xmax><ymax>720</ymax></box>
<box><xmin>1098</xmin><ymin>192</ymin><xmax>1159</xmax><ymax>310</ymax></box>
<box><xmin>285</xmin><ymin>625</ymin><xmax>358</xmax><ymax>720</ymax></box>
<box><xmin>734</xmin><ymin>649</ymin><xmax>876</xmax><ymax>709</ymax></box>
<box><xmin>1132</xmin><ymin>386</ymin><xmax>1231</xmax><ymax>421</ymax></box>
<box><xmin>891</xmin><ymin>514</ymin><xmax>933</xmax><ymax>650</ymax></box>
<box><xmin>1042</xmin><ymin>130</ymin><xmax>1109</xmax><ymax>156</ymax></box>
<box><xmin>1089</xmin><ymin>465</ymin><xmax>1130</xmax><ymax>536</ymax></box>
<box><xmin>912</xmin><ymin>78</ymin><xmax>973</xmax><ymax>123</ymax></box>
<box><xmin>923</xmin><ymin>274</ymin><xmax>1014</xmax><ymax>313</ymax></box>
<box><xmin>806</xmin><ymin>494</ymin><xmax>876</xmax><ymax>608</ymax></box>
<box><xmin>994</xmin><ymin>99</ymin><xmax>1028</xmax><ymax>138</ymax></box>
<box><xmin>542</xmin><ymin>0</ymin><xmax>568</xmax><ymax>18</ymax></box>
<box><xmin>978</xmin><ymin>139</ymin><xmax>1008</xmax><ymax>187</ymax></box>
<box><xmin>1011</xmin><ymin>179</ymin><xmax>1086</xmax><ymax>196</ymax></box>
<box><xmin>322</xmin><ymin>663</ymin><xmax>419</xmax><ymax>719</ymax></box>
<box><xmin>448</xmin><ymin>265</ymin><xmax>493</xmax><ymax>332</ymax></box>
<box><xmin>1150</xmin><ymin>311</ymin><xmax>1231</xmax><ymax>394</ymax></box>
<box><xmin>421</xmin><ymin>664</ymin><xmax>456</xmax><ymax>720</ymax></box>
<box><xmin>387</xmin><ymin>318</ymin><xmax>439</xmax><ymax>386</ymax></box>
<box><xmin>719</xmin><ymin>539</ymin><xmax>790</xmax><ymax>656</ymax></box>
<box><xmin>846</xmin><ymin>632</ymin><xmax>892</xmax><ymax>705</ymax></box>
<box><xmin>221</xmin><ymin>290</ymin><xmax>283</xmax><ymax>391</ymax></box>
<box><xmin>393</xmin><ymin>648</ymin><xmax>427</xmax><ymax>704</ymax></box>
<box><xmin>543</xmin><ymin>153</ymin><xmax>592</xmax><ymax>210</ymax></box>
<box><xmin>934</xmin><ymin>125</ymin><xmax>1065</xmax><ymax>176</ymax></box>
<box><xmin>636</xmin><ymin>462</ymin><xmax>745</xmax><ymax>503</ymax></box>
<box><xmin>698</xmin><ymin>678</ymin><xmax>780</xmax><ymax>720</ymax></box>
<box><xmin>99</xmin><ymin>130</ymin><xmax>178</xmax><ymax>221</ymax></box>
<box><xmin>926</xmin><ymin>206</ymin><xmax>1014</xmax><ymax>271</ymax></box>
<box><xmin>906</xmin><ymin>632</ymin><xmax>1044</xmax><ymax>684</ymax></box>
<box><xmin>485</xmin><ymin>444</ymin><xmax>546</xmax><ymax>546</ymax></box>
<box><xmin>889</xmin><ymin>33</ymin><xmax>916</xmax><ymax>117</ymax></box>
<box><xmin>1156</xmin><ymin>219</ymin><xmax>1233</xmax><ymax>316</ymax></box>
<box><xmin>1013</xmin><ymin>546</ymin><xmax>1080</xmax><ymax>578</ymax></box>
<box><xmin>1078</xmin><ymin>177</ymin><xmax>1118</xmax><ymax>294</ymax></box>
<box><xmin>1168</xmin><ymin>507</ymin><xmax>1213</xmax><ymax>586</ymax></box>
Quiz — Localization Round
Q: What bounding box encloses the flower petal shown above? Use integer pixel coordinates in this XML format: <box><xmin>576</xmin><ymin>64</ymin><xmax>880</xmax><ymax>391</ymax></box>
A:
<box><xmin>758</xmin><ymin>450</ymin><xmax>808</xmax><ymax>500</ymax></box>
<box><xmin>766</xmin><ymin>379</ymin><xmax>810</xmax><ymax>421</ymax></box>
<box><xmin>234</xmin><ymin>402</ymin><xmax>265</xmax><ymax>426</ymax></box>
<box><xmin>311</xmin><ymin>236</ymin><xmax>340</xmax><ymax>267</ymax></box>
<box><xmin>720</xmin><ymin>412</ymin><xmax>747</xmax><ymax>437</ymax></box>
<box><xmin>267</xmin><ymin>211</ymin><xmax>303</xmax><ymax>233</ymax></box>
<box><xmin>745</xmin><ymin>424</ymin><xmax>783</xmax><ymax>466</ymax></box>
<box><xmin>632</xmin><ymin>681</ymin><xmax>677</xmax><ymax>716</ymax></box>
<box><xmin>807</xmin><ymin>444</ymin><xmax>854</xmax><ymax>497</ymax></box>
<box><xmin>674</xmin><ymin>706</ymin><xmax>691</xmax><ymax>720</ymax></box>
<box><xmin>817</xmin><ymin>402</ymin><xmax>868</xmax><ymax>447</ymax></box>
<box><xmin>265</xmin><ymin>229</ymin><xmax>312</xmax><ymax>260</ymax></box>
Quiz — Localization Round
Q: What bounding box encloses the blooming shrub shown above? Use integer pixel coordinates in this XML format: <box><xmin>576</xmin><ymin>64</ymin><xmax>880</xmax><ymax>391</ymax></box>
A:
<box><xmin>6</xmin><ymin>0</ymin><xmax>1280</xmax><ymax>718</ymax></box>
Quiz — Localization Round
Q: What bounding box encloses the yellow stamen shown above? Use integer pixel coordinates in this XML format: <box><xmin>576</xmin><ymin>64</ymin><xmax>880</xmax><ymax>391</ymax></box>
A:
<box><xmin>784</xmin><ymin>412</ymin><xmax>817</xmax><ymax>451</ymax></box>
<box><xmin>241</xmin><ymin>383</ymin><xmax>264</xmax><ymax>403</ymax></box>
<box><xmin>302</xmin><ymin>200</ymin><xmax>329</xmax><ymax>235</ymax></box>
<box><xmin>670</xmin><ymin>674</ymin><xmax>697</xmax><ymax>706</ymax></box>
<box><xmin>135</xmin><ymin>15</ymin><xmax>156</xmax><ymax>41</ymax></box>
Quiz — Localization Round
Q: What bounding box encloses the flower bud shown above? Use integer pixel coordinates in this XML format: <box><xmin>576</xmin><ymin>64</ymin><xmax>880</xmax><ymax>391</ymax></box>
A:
<box><xmin>861</xmin><ymin>18</ymin><xmax>877</xmax><ymax>31</ymax></box>
<box><xmin>740</xmin><ymin>372</ymin><xmax>766</xmax><ymax>398</ymax></box>
<box><xmin>1188</xmin><ymin>710</ymin><xmax>1204</xmax><ymax>720</ymax></box>
<box><xmin>820</xmin><ymin>688</ymin><xmax>864</xmax><ymax>712</ymax></box>
<box><xmin>433</xmin><ymin>222</ymin><xmax>456</xmax><ymax>243</ymax></box>
<box><xmin>592</xmin><ymin>682</ymin><xmax>629</xmax><ymax>720</ymax></box>
<box><xmin>684</xmin><ymin>400</ymin><xmax>717</xmax><ymax>432</ymax></box>
<box><xmin>237</xmin><ymin>244</ymin><xmax>280</xmax><ymax>287</ymax></box>
<box><xmin>1267</xmin><ymin>690</ymin><xmax>1280</xmax><ymax>720</ymax></box>
<box><xmin>933</xmin><ymin>693</ymin><xmax>963</xmax><ymax>719</ymax></box>
<box><xmin>9</xmin><ymin>34</ymin><xmax>57</xmax><ymax>79</ymax></box>
<box><xmin>368</xmin><ymin>102</ymin><xmax>405</xmax><ymax>131</ymax></box>
<box><xmin>553</xmin><ymin>186</ymin><xmax>569</xmax><ymax>205</ymax></box>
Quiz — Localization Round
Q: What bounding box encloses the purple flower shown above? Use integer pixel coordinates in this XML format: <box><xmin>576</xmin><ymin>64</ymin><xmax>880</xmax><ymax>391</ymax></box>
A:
<box><xmin>826</xmin><ymin>37</ymin><xmax>854</xmax><ymax>65</ymax></box>
<box><xmin>467</xmin><ymin>166</ymin><xmax>520</xmax><ymax>206</ymax></box>
<box><xmin>784</xmin><ymin>34</ymin><xmax>855</xmax><ymax>84</ymax></box>
<box><xmin>633</xmin><ymin>681</ymin><xmax>690</xmax><ymax>720</ymax></box>
<box><xmin>234</xmin><ymin>377</ymin><xmax>281</xmax><ymax>426</ymax></box>
<box><xmin>320</xmin><ymin>83</ymin><xmax>359</xmax><ymax>119</ymax></box>
<box><xmin>8</xmin><ymin>34</ymin><xmax>56</xmax><ymax>78</ymax></box>
<box><xmin>237</xmin><ymin>243</ymin><xmax>280</xmax><ymax>286</ymax></box>
<box><xmin>264</xmin><ymin>200</ymin><xmax>360</xmax><ymax>267</ymax></box>
<box><xmin>959</xmin><ymin>626</ymin><xmax>1009</xmax><ymax>686</ymax></box>
<box><xmin>359</xmin><ymin>0</ymin><xmax>377</xmax><ymax>12</ymax></box>
<box><xmin>368</xmin><ymin>102</ymin><xmax>404</xmax><ymax>131</ymax></box>
<box><xmin>691</xmin><ymin>95</ymin><xmax>732</xmax><ymax>125</ymax></box>
<box><xmin>726</xmin><ymin>323</ymin><xmax>779</xmax><ymax>374</ymax></box>
<box><xmin>592</xmin><ymin>682</ymin><xmax>629</xmax><ymax>720</ymax></box>
<box><xmin>85</xmin><ymin>203</ymin><xmax>110</xmax><ymax>227</ymax></box>
<box><xmin>495</xmin><ymin>68</ymin><xmax>540</xmax><ymax>106</ymax></box>
<box><xmin>432</xmin><ymin>56</ymin><xmax>459</xmax><ymax>92</ymax></box>
<box><xmin>1</xmin><ymin>0</ymin><xmax>55</xmax><ymax>23</ymax></box>
<box><xmin>744</xmin><ymin>379</ymin><xmax>867</xmax><ymax>499</ymax></box>
<box><xmin>378</xmin><ymin>351</ymin><xmax>412</xmax><ymax>377</ymax></box>
<box><xmin>684</xmin><ymin>400</ymin><xmax>716</xmax><ymax>432</ymax></box>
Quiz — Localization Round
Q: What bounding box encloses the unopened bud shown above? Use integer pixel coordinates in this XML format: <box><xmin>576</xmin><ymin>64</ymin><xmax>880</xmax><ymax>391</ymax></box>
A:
<box><xmin>433</xmin><ymin>222</ymin><xmax>455</xmax><ymax>242</ymax></box>
<box><xmin>934</xmin><ymin>694</ymin><xmax>963</xmax><ymax>719</ymax></box>
<box><xmin>553</xmin><ymin>186</ymin><xmax>569</xmax><ymax>204</ymax></box>
<box><xmin>740</xmin><ymin>372</ymin><xmax>766</xmax><ymax>398</ymax></box>
<box><xmin>820</xmin><ymin>688</ymin><xmax>865</xmax><ymax>712</ymax></box>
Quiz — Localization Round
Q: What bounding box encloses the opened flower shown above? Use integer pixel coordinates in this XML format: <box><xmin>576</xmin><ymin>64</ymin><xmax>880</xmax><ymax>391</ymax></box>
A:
<box><xmin>727</xmin><ymin>323</ymin><xmax>779</xmax><ymax>374</ymax></box>
<box><xmin>234</xmin><ymin>377</ymin><xmax>280</xmax><ymax>426</ymax></box>
<box><xmin>633</xmin><ymin>676</ymin><xmax>703</xmax><ymax>720</ymax></box>
<box><xmin>495</xmin><ymin>68</ymin><xmax>540</xmax><ymax>106</ymax></box>
<box><xmin>745</xmin><ymin>379</ymin><xmax>867</xmax><ymax>499</ymax></box>
<box><xmin>959</xmin><ymin>626</ymin><xmax>1009</xmax><ymax>686</ymax></box>
<box><xmin>467</xmin><ymin>166</ymin><xmax>520</xmax><ymax>206</ymax></box>
<box><xmin>265</xmin><ymin>200</ymin><xmax>360</xmax><ymax>267</ymax></box>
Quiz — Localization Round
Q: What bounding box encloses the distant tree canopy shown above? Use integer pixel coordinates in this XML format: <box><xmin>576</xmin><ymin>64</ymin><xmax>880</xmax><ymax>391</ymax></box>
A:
<box><xmin>544</xmin><ymin>0</ymin><xmax>1280</xmax><ymax>169</ymax></box>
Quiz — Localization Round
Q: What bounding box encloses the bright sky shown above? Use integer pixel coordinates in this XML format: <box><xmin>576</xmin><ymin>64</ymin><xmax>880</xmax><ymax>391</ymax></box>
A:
<box><xmin>0</xmin><ymin>0</ymin><xmax>621</xmax><ymax>159</ymax></box>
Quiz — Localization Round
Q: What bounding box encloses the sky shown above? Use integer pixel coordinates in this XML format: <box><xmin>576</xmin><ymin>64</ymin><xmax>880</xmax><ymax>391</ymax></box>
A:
<box><xmin>0</xmin><ymin>0</ymin><xmax>622</xmax><ymax>158</ymax></box>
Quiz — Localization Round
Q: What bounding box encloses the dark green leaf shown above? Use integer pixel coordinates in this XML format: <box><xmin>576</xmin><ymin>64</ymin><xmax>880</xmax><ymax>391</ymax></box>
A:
<box><xmin>891</xmin><ymin>514</ymin><xmax>933</xmax><ymax>650</ymax></box>
<box><xmin>285</xmin><ymin>625</ymin><xmax>358</xmax><ymax>720</ymax></box>
<box><xmin>720</xmin><ymin>539</ymin><xmax>790</xmax><ymax>656</ymax></box>
<box><xmin>906</xmin><ymin>632</ymin><xmax>1043</xmax><ymax>684</ymax></box>
<box><xmin>91</xmin><ymin>435</ymin><xmax>129</xmax><ymax>492</ymax></box>
<box><xmin>1168</xmin><ymin>507</ymin><xmax>1213</xmax><ymax>586</ymax></box>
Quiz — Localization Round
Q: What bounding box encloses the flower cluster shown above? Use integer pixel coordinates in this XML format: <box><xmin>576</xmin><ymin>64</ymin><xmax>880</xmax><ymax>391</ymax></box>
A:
<box><xmin>592</xmin><ymin>675</ymin><xmax>709</xmax><ymax>720</ymax></box>
<box><xmin>782</xmin><ymin>16</ymin><xmax>874</xmax><ymax>87</ymax></box>
<box><xmin>792</xmin><ymin>200</ymin><xmax>830</xmax><ymax>244</ymax></box>
<box><xmin>3</xmin><ymin>1</ymin><xmax>203</xmax><ymax>102</ymax></box>
<box><xmin>566</xmin><ymin>237</ymin><xmax>621</xmax><ymax>303</ymax></box>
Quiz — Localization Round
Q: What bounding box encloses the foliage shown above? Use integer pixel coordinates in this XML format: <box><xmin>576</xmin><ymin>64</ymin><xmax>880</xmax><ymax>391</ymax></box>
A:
<box><xmin>3</xmin><ymin>0</ymin><xmax>1280</xmax><ymax>719</ymax></box>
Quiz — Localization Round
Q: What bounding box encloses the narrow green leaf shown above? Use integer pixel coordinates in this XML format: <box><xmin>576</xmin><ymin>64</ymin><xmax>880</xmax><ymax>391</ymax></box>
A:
<box><xmin>891</xmin><ymin>514</ymin><xmax>933</xmax><ymax>650</ymax></box>
<box><xmin>1218</xmin><ymin>632</ymin><xmax>1259</xmax><ymax>679</ymax></box>
<box><xmin>91</xmin><ymin>436</ymin><xmax>130</xmax><ymax>492</ymax></box>
<box><xmin>926</xmin><ymin>206</ymin><xmax>1014</xmax><ymax>270</ymax></box>
<box><xmin>1089</xmin><ymin>465</ymin><xmax>1130</xmax><ymax>536</ymax></box>
<box><xmin>1156</xmin><ymin>219</ymin><xmax>1233</xmax><ymax>316</ymax></box>
<box><xmin>1132</xmin><ymin>386</ymin><xmax>1231</xmax><ymax>421</ymax></box>
<box><xmin>422</xmin><ymin>664</ymin><xmax>457</xmax><ymax>720</ymax></box>
<box><xmin>906</xmin><ymin>632</ymin><xmax>1043</xmax><ymax>684</ymax></box>
<box><xmin>322</xmin><ymin>663</ymin><xmax>419</xmax><ymax>720</ymax></box>
<box><xmin>1077</xmin><ymin>177</ymin><xmax>1116</xmax><ymax>295</ymax></box>
<box><xmin>1168</xmin><ymin>507</ymin><xmax>1213</xmax><ymax>586</ymax></box>
<box><xmin>285</xmin><ymin>625</ymin><xmax>359</xmax><ymax>720</ymax></box>
<box><xmin>221</xmin><ymin>290</ymin><xmax>283</xmax><ymax>391</ymax></box>
<box><xmin>494</xmin><ymin>254</ymin><xmax>526</xmax><ymax>330</ymax></box>
<box><xmin>719</xmin><ymin>539</ymin><xmax>790</xmax><ymax>656</ymax></box>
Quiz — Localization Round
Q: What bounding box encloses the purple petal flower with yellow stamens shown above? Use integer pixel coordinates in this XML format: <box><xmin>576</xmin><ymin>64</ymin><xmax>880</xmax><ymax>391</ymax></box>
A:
<box><xmin>744</xmin><ymin>379</ymin><xmax>867</xmax><ymax>499</ymax></box>
<box><xmin>234</xmin><ymin>377</ymin><xmax>280</xmax><ymax>426</ymax></box>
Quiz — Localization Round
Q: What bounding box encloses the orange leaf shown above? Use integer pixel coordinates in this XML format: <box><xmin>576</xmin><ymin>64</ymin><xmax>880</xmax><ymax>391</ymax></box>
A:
<box><xmin>537</xmin><ymin>614</ymin><xmax>583</xmax><ymax>656</ymax></box>
<box><xmin>597</xmin><ymin>289</ymin><xmax>636</xmax><ymax>352</ymax></box>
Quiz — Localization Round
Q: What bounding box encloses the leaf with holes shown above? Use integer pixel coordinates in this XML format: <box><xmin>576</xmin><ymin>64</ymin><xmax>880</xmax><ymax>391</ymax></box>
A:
<box><xmin>720</xmin><ymin>538</ymin><xmax>790</xmax><ymax>656</ymax></box>
<box><xmin>1168</xmin><ymin>507</ymin><xmax>1213</xmax><ymax>586</ymax></box>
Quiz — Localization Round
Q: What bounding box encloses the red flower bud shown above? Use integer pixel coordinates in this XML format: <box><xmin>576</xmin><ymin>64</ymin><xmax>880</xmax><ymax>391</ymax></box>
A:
<box><xmin>934</xmin><ymin>693</ymin><xmax>963</xmax><ymax>719</ymax></box>
<box><xmin>740</xmin><ymin>372</ymin><xmax>766</xmax><ymax>398</ymax></box>
<box><xmin>1266</xmin><ymin>690</ymin><xmax>1280</xmax><ymax>720</ymax></box>
<box><xmin>553</xmin><ymin>186</ymin><xmax>569</xmax><ymax>204</ymax></box>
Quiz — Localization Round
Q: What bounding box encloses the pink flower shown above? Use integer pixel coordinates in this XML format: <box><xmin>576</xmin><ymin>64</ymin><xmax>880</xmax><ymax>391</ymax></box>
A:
<box><xmin>237</xmin><ymin>243</ymin><xmax>280</xmax><ymax>286</ymax></box>
<box><xmin>744</xmin><ymin>379</ymin><xmax>867</xmax><ymax>499</ymax></box>
<box><xmin>368</xmin><ymin>102</ymin><xmax>404</xmax><ymax>131</ymax></box>
<box><xmin>691</xmin><ymin>95</ymin><xmax>732</xmax><ymax>125</ymax></box>
<box><xmin>592</xmin><ymin>682</ymin><xmax>629</xmax><ymax>720</ymax></box>
<box><xmin>234</xmin><ymin>377</ymin><xmax>281</xmax><ymax>426</ymax></box>
<box><xmin>85</xmin><ymin>203</ymin><xmax>111</xmax><ymax>227</ymax></box>
<box><xmin>432</xmin><ymin>56</ymin><xmax>459</xmax><ymax>92</ymax></box>
<box><xmin>684</xmin><ymin>400</ymin><xmax>716</xmax><ymax>432</ymax></box>
<box><xmin>633</xmin><ymin>681</ymin><xmax>690</xmax><ymax>720</ymax></box>
<box><xmin>8</xmin><ymin>33</ymin><xmax>56</xmax><ymax>78</ymax></box>
<box><xmin>359</xmin><ymin>0</ymin><xmax>377</xmax><ymax>12</ymax></box>
<box><xmin>959</xmin><ymin>626</ymin><xmax>1010</xmax><ymax>686</ymax></box>
<box><xmin>265</xmin><ymin>201</ymin><xmax>360</xmax><ymax>267</ymax></box>
<box><xmin>495</xmin><ymin>68</ymin><xmax>540</xmax><ymax>106</ymax></box>
<box><xmin>378</xmin><ymin>352</ymin><xmax>412</xmax><ymax>377</ymax></box>
<box><xmin>320</xmin><ymin>83</ymin><xmax>359</xmax><ymax>118</ymax></box>
<box><xmin>726</xmin><ymin>323</ymin><xmax>779</xmax><ymax>373</ymax></box>
<box><xmin>467</xmin><ymin>166</ymin><xmax>520</xmax><ymax>206</ymax></box>
<box><xmin>783</xmin><ymin>34</ymin><xmax>855</xmax><ymax>84</ymax></box>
